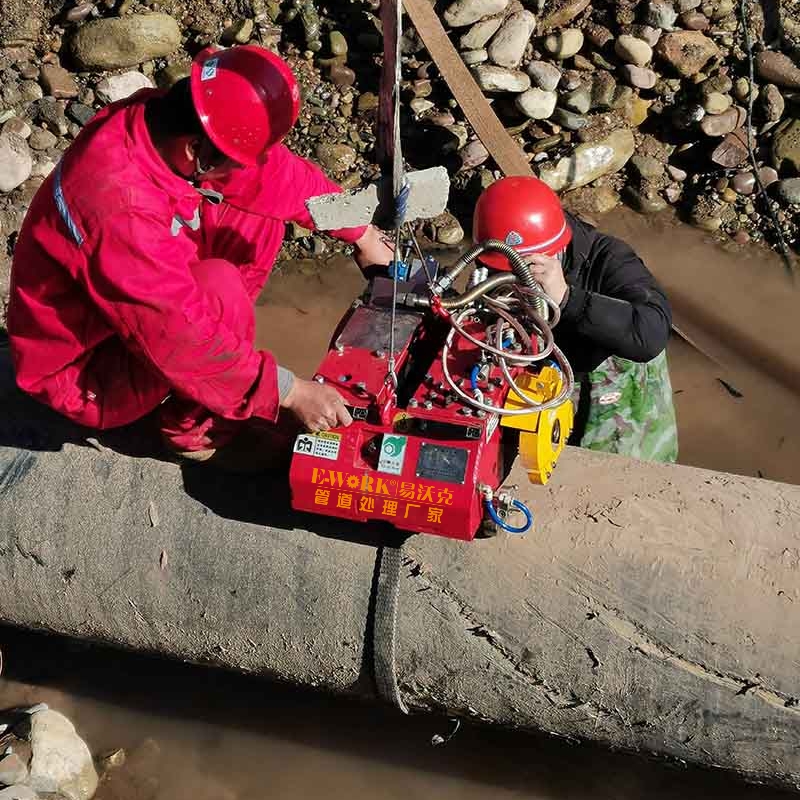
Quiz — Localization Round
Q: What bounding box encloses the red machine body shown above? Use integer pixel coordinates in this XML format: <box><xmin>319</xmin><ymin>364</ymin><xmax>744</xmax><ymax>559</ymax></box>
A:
<box><xmin>289</xmin><ymin>279</ymin><xmax>519</xmax><ymax>541</ymax></box>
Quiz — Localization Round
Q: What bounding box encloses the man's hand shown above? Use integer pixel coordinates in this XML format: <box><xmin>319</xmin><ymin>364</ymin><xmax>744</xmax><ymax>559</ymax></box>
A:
<box><xmin>281</xmin><ymin>378</ymin><xmax>353</xmax><ymax>432</ymax></box>
<box><xmin>353</xmin><ymin>225</ymin><xmax>394</xmax><ymax>274</ymax></box>
<box><xmin>527</xmin><ymin>254</ymin><xmax>568</xmax><ymax>305</ymax></box>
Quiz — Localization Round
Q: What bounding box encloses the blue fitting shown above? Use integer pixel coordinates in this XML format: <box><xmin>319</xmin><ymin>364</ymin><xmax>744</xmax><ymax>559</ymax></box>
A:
<box><xmin>483</xmin><ymin>499</ymin><xmax>533</xmax><ymax>535</ymax></box>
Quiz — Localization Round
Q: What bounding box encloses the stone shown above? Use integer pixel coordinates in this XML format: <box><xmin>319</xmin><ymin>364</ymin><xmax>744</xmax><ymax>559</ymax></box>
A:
<box><xmin>96</xmin><ymin>71</ymin><xmax>152</xmax><ymax>104</ymax></box>
<box><xmin>772</xmin><ymin>119</ymin><xmax>800</xmax><ymax>174</ymax></box>
<box><xmin>761</xmin><ymin>84</ymin><xmax>784</xmax><ymax>123</ymax></box>
<box><xmin>70</xmin><ymin>14</ymin><xmax>181</xmax><ymax>70</ymax></box>
<box><xmin>630</xmin><ymin>154</ymin><xmax>664</xmax><ymax>180</ymax></box>
<box><xmin>428</xmin><ymin>111</ymin><xmax>456</xmax><ymax>127</ymax></box>
<box><xmin>410</xmin><ymin>98</ymin><xmax>435</xmax><ymax>114</ymax></box>
<box><xmin>590</xmin><ymin>72</ymin><xmax>616</xmax><ymax>109</ymax></box>
<box><xmin>645</xmin><ymin>0</ymin><xmax>678</xmax><ymax>29</ymax></box>
<box><xmin>573</xmin><ymin>54</ymin><xmax>595</xmax><ymax>72</ymax></box>
<box><xmin>472</xmin><ymin>64</ymin><xmax>530</xmax><ymax>92</ymax></box>
<box><xmin>446</xmin><ymin>123</ymin><xmax>470</xmax><ymax>149</ymax></box>
<box><xmin>562</xmin><ymin>83</ymin><xmax>591</xmax><ymax>114</ymax></box>
<box><xmin>458</xmin><ymin>139</ymin><xmax>490</xmax><ymax>170</ymax></box>
<box><xmin>775</xmin><ymin>178</ymin><xmax>800</xmax><ymax>205</ymax></box>
<box><xmin>631</xmin><ymin>25</ymin><xmax>662</xmax><ymax>47</ymax></box>
<box><xmin>443</xmin><ymin>0</ymin><xmax>510</xmax><ymax>28</ymax></box>
<box><xmin>614</xmin><ymin>35</ymin><xmax>653</xmax><ymax>67</ymax></box>
<box><xmin>29</xmin><ymin>710</ymin><xmax>98</xmax><ymax>800</ymax></box>
<box><xmin>700</xmin><ymin>106</ymin><xmax>738</xmax><ymax>136</ymax></box>
<box><xmin>625</xmin><ymin>95</ymin><xmax>653</xmax><ymax>126</ymax></box>
<box><xmin>655</xmin><ymin>31</ymin><xmax>720</xmax><ymax>77</ymax></box>
<box><xmin>543</xmin><ymin>29</ymin><xmax>584</xmax><ymax>60</ymax></box>
<box><xmin>0</xmin><ymin>134</ymin><xmax>32</xmax><ymax>192</ymax></box>
<box><xmin>680</xmin><ymin>10</ymin><xmax>709</xmax><ymax>29</ymax></box>
<box><xmin>551</xmin><ymin>107</ymin><xmax>587</xmax><ymax>130</ymax></box>
<box><xmin>66</xmin><ymin>102</ymin><xmax>94</xmax><ymax>127</ymax></box>
<box><xmin>39</xmin><ymin>64</ymin><xmax>79</xmax><ymax>100</ymax></box>
<box><xmin>585</xmin><ymin>23</ymin><xmax>614</xmax><ymax>48</ymax></box>
<box><xmin>315</xmin><ymin>143</ymin><xmax>357</xmax><ymax>174</ymax></box>
<box><xmin>2</xmin><ymin>118</ymin><xmax>31</xmax><ymax>139</ymax></box>
<box><xmin>19</xmin><ymin>81</ymin><xmax>43</xmax><ymax>104</ymax></box>
<box><xmin>30</xmin><ymin>98</ymin><xmax>67</xmax><ymax>135</ymax></box>
<box><xmin>702</xmin><ymin>91</ymin><xmax>731</xmax><ymax>114</ymax></box>
<box><xmin>0</xmin><ymin>753</ymin><xmax>28</xmax><ymax>786</ymax></box>
<box><xmin>731</xmin><ymin>172</ymin><xmax>755</xmax><ymax>195</ymax></box>
<box><xmin>461</xmin><ymin>49</ymin><xmax>488</xmax><ymax>65</ymax></box>
<box><xmin>564</xmin><ymin>184</ymin><xmax>620</xmax><ymax>215</ymax></box>
<box><xmin>758</xmin><ymin>166</ymin><xmax>779</xmax><ymax>187</ymax></box>
<box><xmin>526</xmin><ymin>60</ymin><xmax>561</xmax><ymax>91</ymax></box>
<box><xmin>28</xmin><ymin>127</ymin><xmax>57</xmax><ymax>151</ymax></box>
<box><xmin>487</xmin><ymin>10</ymin><xmax>536</xmax><ymax>68</ymax></box>
<box><xmin>665</xmin><ymin>165</ymin><xmax>686</xmax><ymax>182</ymax></box>
<box><xmin>32</xmin><ymin>158</ymin><xmax>56</xmax><ymax>179</ymax></box>
<box><xmin>328</xmin><ymin>30</ymin><xmax>348</xmax><ymax>57</ymax></box>
<box><xmin>621</xmin><ymin>64</ymin><xmax>657</xmax><ymax>89</ymax></box>
<box><xmin>623</xmin><ymin>185</ymin><xmax>668</xmax><ymax>213</ymax></box>
<box><xmin>672</xmin><ymin>102</ymin><xmax>705</xmax><ymax>128</ymax></box>
<box><xmin>733</xmin><ymin>77</ymin><xmax>751</xmax><ymax>102</ymax></box>
<box><xmin>721</xmin><ymin>187</ymin><xmax>738</xmax><ymax>204</ymax></box>
<box><xmin>755</xmin><ymin>51</ymin><xmax>800</xmax><ymax>90</ymax></box>
<box><xmin>711</xmin><ymin>0</ymin><xmax>735</xmax><ymax>18</ymax></box>
<box><xmin>222</xmin><ymin>18</ymin><xmax>254</xmax><ymax>45</ymax></box>
<box><xmin>156</xmin><ymin>61</ymin><xmax>191</xmax><ymax>89</ymax></box>
<box><xmin>538</xmin><ymin>0</ymin><xmax>590</xmax><ymax>31</ymax></box>
<box><xmin>460</xmin><ymin>16</ymin><xmax>504</xmax><ymax>49</ymax></box>
<box><xmin>357</xmin><ymin>92</ymin><xmax>379</xmax><ymax>113</ymax></box>
<box><xmin>538</xmin><ymin>127</ymin><xmax>635</xmax><ymax>191</ymax></box>
<box><xmin>436</xmin><ymin>214</ymin><xmax>465</xmax><ymax>245</ymax></box>
<box><xmin>691</xmin><ymin>210</ymin><xmax>723</xmax><ymax>232</ymax></box>
<box><xmin>66</xmin><ymin>2</ymin><xmax>95</xmax><ymax>23</ymax></box>
<box><xmin>732</xmin><ymin>229</ymin><xmax>750</xmax><ymax>245</ymax></box>
<box><xmin>711</xmin><ymin>129</ymin><xmax>749</xmax><ymax>168</ymax></box>
<box><xmin>515</xmin><ymin>87</ymin><xmax>557</xmax><ymax>119</ymax></box>
<box><xmin>329</xmin><ymin>64</ymin><xmax>356</xmax><ymax>88</ymax></box>
<box><xmin>0</xmin><ymin>787</ymin><xmax>38</xmax><ymax>800</ymax></box>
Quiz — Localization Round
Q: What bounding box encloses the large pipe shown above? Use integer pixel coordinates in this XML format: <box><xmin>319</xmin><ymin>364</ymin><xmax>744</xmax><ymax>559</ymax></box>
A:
<box><xmin>0</xmin><ymin>349</ymin><xmax>798</xmax><ymax>791</ymax></box>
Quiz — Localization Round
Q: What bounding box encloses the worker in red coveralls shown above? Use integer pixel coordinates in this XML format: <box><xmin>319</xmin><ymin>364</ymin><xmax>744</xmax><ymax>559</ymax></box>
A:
<box><xmin>7</xmin><ymin>45</ymin><xmax>393</xmax><ymax>470</ymax></box>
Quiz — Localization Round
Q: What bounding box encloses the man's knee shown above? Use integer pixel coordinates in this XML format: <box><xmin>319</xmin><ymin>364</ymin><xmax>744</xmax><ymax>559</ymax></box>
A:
<box><xmin>190</xmin><ymin>258</ymin><xmax>253</xmax><ymax>339</ymax></box>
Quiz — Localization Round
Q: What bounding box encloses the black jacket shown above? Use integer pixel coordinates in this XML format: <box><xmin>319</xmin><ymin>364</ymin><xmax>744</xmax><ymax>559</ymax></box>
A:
<box><xmin>557</xmin><ymin>213</ymin><xmax>672</xmax><ymax>377</ymax></box>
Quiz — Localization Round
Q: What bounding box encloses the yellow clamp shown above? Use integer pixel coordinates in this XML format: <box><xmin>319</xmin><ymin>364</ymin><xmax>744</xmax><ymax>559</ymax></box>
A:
<box><xmin>501</xmin><ymin>366</ymin><xmax>574</xmax><ymax>485</ymax></box>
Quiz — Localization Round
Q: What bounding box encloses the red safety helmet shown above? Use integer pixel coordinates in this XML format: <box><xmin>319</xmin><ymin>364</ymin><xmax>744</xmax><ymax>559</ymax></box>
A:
<box><xmin>191</xmin><ymin>45</ymin><xmax>301</xmax><ymax>167</ymax></box>
<box><xmin>472</xmin><ymin>176</ymin><xmax>572</xmax><ymax>271</ymax></box>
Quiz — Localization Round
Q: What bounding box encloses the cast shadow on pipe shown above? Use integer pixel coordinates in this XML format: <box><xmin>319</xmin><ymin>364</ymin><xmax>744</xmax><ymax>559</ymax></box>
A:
<box><xmin>0</xmin><ymin>340</ymin><xmax>391</xmax><ymax>546</ymax></box>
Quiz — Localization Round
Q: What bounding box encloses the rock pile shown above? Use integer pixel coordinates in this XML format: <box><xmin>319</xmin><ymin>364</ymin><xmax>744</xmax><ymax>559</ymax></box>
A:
<box><xmin>0</xmin><ymin>704</ymin><xmax>98</xmax><ymax>800</ymax></box>
<box><xmin>0</xmin><ymin>0</ymin><xmax>798</xmax><ymax>328</ymax></box>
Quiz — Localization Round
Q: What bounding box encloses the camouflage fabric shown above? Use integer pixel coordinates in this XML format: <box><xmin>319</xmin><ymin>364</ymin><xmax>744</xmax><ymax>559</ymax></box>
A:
<box><xmin>573</xmin><ymin>350</ymin><xmax>678</xmax><ymax>463</ymax></box>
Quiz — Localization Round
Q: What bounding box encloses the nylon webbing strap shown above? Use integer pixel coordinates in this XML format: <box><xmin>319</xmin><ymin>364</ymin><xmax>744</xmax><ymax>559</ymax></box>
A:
<box><xmin>373</xmin><ymin>534</ymin><xmax>411</xmax><ymax>715</ymax></box>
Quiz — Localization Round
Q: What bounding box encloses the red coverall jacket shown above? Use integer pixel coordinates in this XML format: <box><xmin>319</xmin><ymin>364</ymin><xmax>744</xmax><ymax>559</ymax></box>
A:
<box><xmin>8</xmin><ymin>89</ymin><xmax>365</xmax><ymax>431</ymax></box>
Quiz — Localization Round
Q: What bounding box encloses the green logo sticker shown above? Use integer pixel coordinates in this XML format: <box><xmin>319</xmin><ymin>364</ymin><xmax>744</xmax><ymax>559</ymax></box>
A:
<box><xmin>378</xmin><ymin>435</ymin><xmax>407</xmax><ymax>475</ymax></box>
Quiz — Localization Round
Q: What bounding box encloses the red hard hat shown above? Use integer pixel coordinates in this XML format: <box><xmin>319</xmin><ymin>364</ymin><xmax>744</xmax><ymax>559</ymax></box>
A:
<box><xmin>472</xmin><ymin>176</ymin><xmax>572</xmax><ymax>271</ymax></box>
<box><xmin>191</xmin><ymin>45</ymin><xmax>301</xmax><ymax>167</ymax></box>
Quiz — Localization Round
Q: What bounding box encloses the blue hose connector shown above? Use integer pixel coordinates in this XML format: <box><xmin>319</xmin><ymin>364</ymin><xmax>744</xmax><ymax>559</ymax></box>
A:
<box><xmin>483</xmin><ymin>499</ymin><xmax>533</xmax><ymax>535</ymax></box>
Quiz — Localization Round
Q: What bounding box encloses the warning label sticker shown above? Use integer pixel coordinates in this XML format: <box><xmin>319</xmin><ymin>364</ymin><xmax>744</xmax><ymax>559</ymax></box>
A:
<box><xmin>293</xmin><ymin>432</ymin><xmax>342</xmax><ymax>461</ymax></box>
<box><xmin>378</xmin><ymin>435</ymin><xmax>407</xmax><ymax>475</ymax></box>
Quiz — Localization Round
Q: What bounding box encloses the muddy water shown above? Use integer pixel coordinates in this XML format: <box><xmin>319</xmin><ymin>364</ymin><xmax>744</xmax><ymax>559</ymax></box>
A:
<box><xmin>2</xmin><ymin>213</ymin><xmax>799</xmax><ymax>799</ymax></box>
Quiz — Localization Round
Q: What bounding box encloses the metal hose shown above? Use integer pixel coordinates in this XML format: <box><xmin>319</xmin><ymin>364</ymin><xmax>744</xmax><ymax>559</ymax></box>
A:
<box><xmin>400</xmin><ymin>273</ymin><xmax>518</xmax><ymax>310</ymax></box>
<box><xmin>436</xmin><ymin>239</ymin><xmax>538</xmax><ymax>292</ymax></box>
